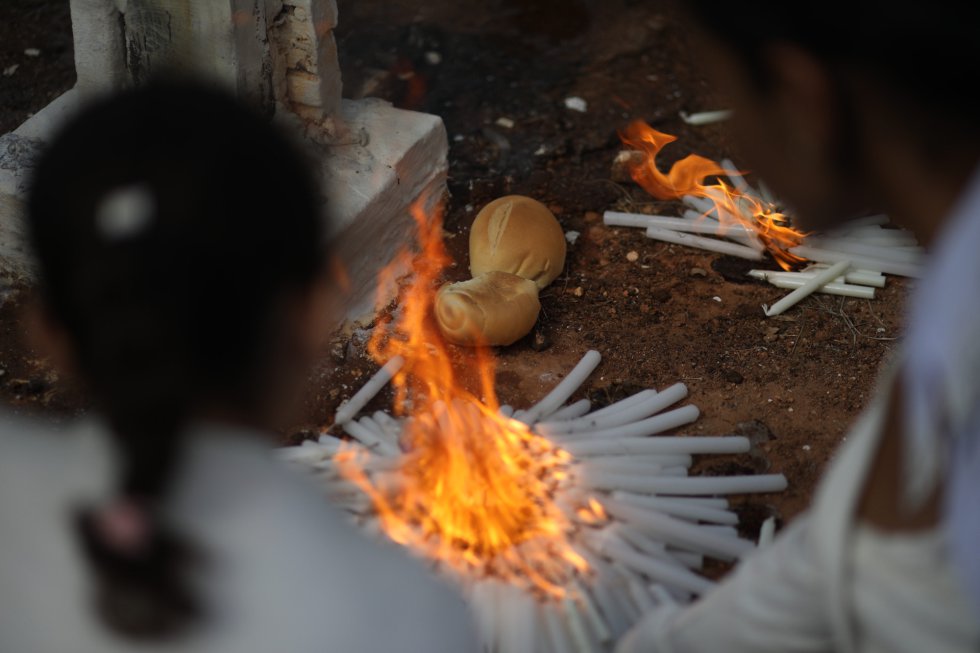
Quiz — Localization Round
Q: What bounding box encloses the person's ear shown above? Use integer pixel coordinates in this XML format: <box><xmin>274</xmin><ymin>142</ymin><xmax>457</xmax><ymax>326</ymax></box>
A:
<box><xmin>295</xmin><ymin>270</ymin><xmax>342</xmax><ymax>360</ymax></box>
<box><xmin>24</xmin><ymin>300</ymin><xmax>78</xmax><ymax>378</ymax></box>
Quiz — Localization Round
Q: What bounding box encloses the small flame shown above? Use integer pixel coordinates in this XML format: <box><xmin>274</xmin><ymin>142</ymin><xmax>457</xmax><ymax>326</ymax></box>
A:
<box><xmin>337</xmin><ymin>197</ymin><xmax>589</xmax><ymax>598</ymax></box>
<box><xmin>620</xmin><ymin>120</ymin><xmax>806</xmax><ymax>269</ymax></box>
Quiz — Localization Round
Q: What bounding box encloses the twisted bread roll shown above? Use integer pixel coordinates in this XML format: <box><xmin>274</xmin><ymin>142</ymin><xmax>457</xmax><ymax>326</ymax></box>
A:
<box><xmin>435</xmin><ymin>271</ymin><xmax>541</xmax><ymax>346</ymax></box>
<box><xmin>470</xmin><ymin>195</ymin><xmax>566</xmax><ymax>289</ymax></box>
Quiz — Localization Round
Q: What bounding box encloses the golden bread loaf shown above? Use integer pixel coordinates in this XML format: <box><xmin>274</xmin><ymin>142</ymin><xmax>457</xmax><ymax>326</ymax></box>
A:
<box><xmin>469</xmin><ymin>195</ymin><xmax>566</xmax><ymax>289</ymax></box>
<box><xmin>434</xmin><ymin>271</ymin><xmax>541</xmax><ymax>346</ymax></box>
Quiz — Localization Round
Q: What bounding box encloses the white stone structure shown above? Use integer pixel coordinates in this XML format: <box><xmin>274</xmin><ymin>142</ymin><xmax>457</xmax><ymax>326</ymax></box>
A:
<box><xmin>0</xmin><ymin>0</ymin><xmax>448</xmax><ymax>320</ymax></box>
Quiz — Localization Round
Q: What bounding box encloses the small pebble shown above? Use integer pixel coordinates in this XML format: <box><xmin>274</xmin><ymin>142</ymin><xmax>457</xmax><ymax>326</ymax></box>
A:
<box><xmin>722</xmin><ymin>369</ymin><xmax>744</xmax><ymax>384</ymax></box>
<box><xmin>565</xmin><ymin>230</ymin><xmax>581</xmax><ymax>245</ymax></box>
<box><xmin>3</xmin><ymin>64</ymin><xmax>19</xmax><ymax>77</ymax></box>
<box><xmin>495</xmin><ymin>117</ymin><xmax>515</xmax><ymax>129</ymax></box>
<box><xmin>534</xmin><ymin>144</ymin><xmax>547</xmax><ymax>156</ymax></box>
<box><xmin>564</xmin><ymin>96</ymin><xmax>588</xmax><ymax>113</ymax></box>
<box><xmin>689</xmin><ymin>267</ymin><xmax>707</xmax><ymax>277</ymax></box>
<box><xmin>626</xmin><ymin>251</ymin><xmax>639</xmax><ymax>262</ymax></box>
<box><xmin>530</xmin><ymin>330</ymin><xmax>552</xmax><ymax>352</ymax></box>
<box><xmin>802</xmin><ymin>444</ymin><xmax>811</xmax><ymax>451</ymax></box>
<box><xmin>24</xmin><ymin>48</ymin><xmax>41</xmax><ymax>57</ymax></box>
<box><xmin>712</xmin><ymin>296</ymin><xmax>722</xmax><ymax>302</ymax></box>
<box><xmin>453</xmin><ymin>134</ymin><xmax>465</xmax><ymax>142</ymax></box>
<box><xmin>572</xmin><ymin>287</ymin><xmax>584</xmax><ymax>297</ymax></box>
<box><xmin>424</xmin><ymin>51</ymin><xmax>442</xmax><ymax>65</ymax></box>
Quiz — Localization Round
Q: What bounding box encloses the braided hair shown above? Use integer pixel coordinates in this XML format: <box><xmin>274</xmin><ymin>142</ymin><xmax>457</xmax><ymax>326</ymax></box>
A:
<box><xmin>27</xmin><ymin>79</ymin><xmax>327</xmax><ymax>639</ymax></box>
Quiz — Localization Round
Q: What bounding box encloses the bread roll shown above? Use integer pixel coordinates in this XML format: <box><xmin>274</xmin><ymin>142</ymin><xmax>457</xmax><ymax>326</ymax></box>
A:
<box><xmin>470</xmin><ymin>195</ymin><xmax>566</xmax><ymax>289</ymax></box>
<box><xmin>435</xmin><ymin>271</ymin><xmax>541</xmax><ymax>346</ymax></box>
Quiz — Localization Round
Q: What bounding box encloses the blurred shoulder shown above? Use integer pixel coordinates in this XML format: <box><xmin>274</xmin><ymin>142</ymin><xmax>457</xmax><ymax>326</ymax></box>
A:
<box><xmin>174</xmin><ymin>430</ymin><xmax>478</xmax><ymax>653</ymax></box>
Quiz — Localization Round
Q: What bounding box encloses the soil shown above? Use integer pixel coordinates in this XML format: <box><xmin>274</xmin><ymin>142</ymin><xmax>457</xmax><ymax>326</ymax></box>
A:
<box><xmin>0</xmin><ymin>0</ymin><xmax>907</xmax><ymax>530</ymax></box>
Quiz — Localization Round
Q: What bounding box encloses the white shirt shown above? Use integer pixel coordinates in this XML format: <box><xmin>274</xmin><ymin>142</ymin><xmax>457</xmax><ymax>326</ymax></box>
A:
<box><xmin>0</xmin><ymin>415</ymin><xmax>479</xmax><ymax>653</ymax></box>
<box><xmin>903</xmin><ymin>165</ymin><xmax>980</xmax><ymax>610</ymax></box>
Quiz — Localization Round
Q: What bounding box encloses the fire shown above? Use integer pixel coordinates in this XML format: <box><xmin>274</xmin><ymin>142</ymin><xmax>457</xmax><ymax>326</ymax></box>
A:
<box><xmin>336</xmin><ymin>197</ymin><xmax>594</xmax><ymax>598</ymax></box>
<box><xmin>620</xmin><ymin>120</ymin><xmax>806</xmax><ymax>269</ymax></box>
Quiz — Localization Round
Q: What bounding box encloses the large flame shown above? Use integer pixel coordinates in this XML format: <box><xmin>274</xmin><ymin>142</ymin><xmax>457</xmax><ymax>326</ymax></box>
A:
<box><xmin>336</xmin><ymin>198</ymin><xmax>592</xmax><ymax>598</ymax></box>
<box><xmin>621</xmin><ymin>120</ymin><xmax>806</xmax><ymax>269</ymax></box>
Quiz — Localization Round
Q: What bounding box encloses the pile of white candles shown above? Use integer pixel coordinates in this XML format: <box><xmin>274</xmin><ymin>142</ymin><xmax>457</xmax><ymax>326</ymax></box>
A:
<box><xmin>604</xmin><ymin>159</ymin><xmax>925</xmax><ymax>316</ymax></box>
<box><xmin>279</xmin><ymin>350</ymin><xmax>785</xmax><ymax>652</ymax></box>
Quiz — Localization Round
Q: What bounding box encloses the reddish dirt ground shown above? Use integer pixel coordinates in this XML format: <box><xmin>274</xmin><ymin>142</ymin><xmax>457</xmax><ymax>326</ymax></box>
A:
<box><xmin>0</xmin><ymin>0</ymin><xmax>907</xmax><ymax>533</ymax></box>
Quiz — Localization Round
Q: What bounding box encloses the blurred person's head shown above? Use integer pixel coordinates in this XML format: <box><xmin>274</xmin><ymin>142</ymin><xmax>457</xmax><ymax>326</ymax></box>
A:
<box><xmin>681</xmin><ymin>2</ymin><xmax>980</xmax><ymax>240</ymax></box>
<box><xmin>26</xmin><ymin>79</ymin><xmax>336</xmax><ymax>639</ymax></box>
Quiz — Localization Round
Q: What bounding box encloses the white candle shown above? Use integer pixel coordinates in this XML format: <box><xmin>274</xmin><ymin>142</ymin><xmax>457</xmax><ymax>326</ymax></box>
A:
<box><xmin>538</xmin><ymin>384</ymin><xmax>687</xmax><ymax>435</ymax></box>
<box><xmin>602</xmin><ymin>499</ymin><xmax>756</xmax><ymax>560</ymax></box>
<box><xmin>565</xmin><ymin>435</ymin><xmax>750</xmax><ymax>457</ymax></box>
<box><xmin>611</xmin><ymin>492</ymin><xmax>739</xmax><ymax>525</ymax></box>
<box><xmin>646</xmin><ymin>225</ymin><xmax>764</xmax><ymax>260</ymax></box>
<box><xmin>720</xmin><ymin>158</ymin><xmax>750</xmax><ymax>193</ymax></box>
<box><xmin>586</xmin><ymin>390</ymin><xmax>660</xmax><ymax>420</ymax></box>
<box><xmin>605</xmin><ymin>211</ymin><xmax>752</xmax><ymax>238</ymax></box>
<box><xmin>763</xmin><ymin>260</ymin><xmax>851</xmax><ymax>316</ymax></box>
<box><xmin>334</xmin><ymin>356</ymin><xmax>405</xmax><ymax>424</ymax></box>
<box><xmin>574</xmin><ymin>581</ymin><xmax>612</xmax><ymax>644</ymax></box>
<box><xmin>805</xmin><ymin>236</ymin><xmax>924</xmax><ymax>265</ymax></box>
<box><xmin>679</xmin><ymin>109</ymin><xmax>733</xmax><ymax>125</ymax></box>
<box><xmin>555</xmin><ymin>404</ymin><xmax>700</xmax><ymax>441</ymax></box>
<box><xmin>681</xmin><ymin>194</ymin><xmax>719</xmax><ymax>216</ymax></box>
<box><xmin>586</xmin><ymin>453</ymin><xmax>694</xmax><ymax>468</ymax></box>
<box><xmin>750</xmin><ymin>268</ymin><xmax>886</xmax><ymax>288</ymax></box>
<box><xmin>543</xmin><ymin>603</ymin><xmax>574</xmax><ymax>653</ymax></box>
<box><xmin>605</xmin><ymin>537</ymin><xmax>716</xmax><ymax>595</ymax></box>
<box><xmin>523</xmin><ymin>350</ymin><xmax>602</xmax><ymax>423</ymax></box>
<box><xmin>791</xmin><ymin>245</ymin><xmax>922</xmax><ymax>277</ymax></box>
<box><xmin>587</xmin><ymin>471</ymin><xmax>788</xmax><ymax>495</ymax></box>
<box><xmin>546</xmin><ymin>399</ymin><xmax>593</xmax><ymax>422</ymax></box>
<box><xmin>765</xmin><ymin>276</ymin><xmax>875</xmax><ymax>299</ymax></box>
<box><xmin>341</xmin><ymin>420</ymin><xmax>385</xmax><ymax>451</ymax></box>
<box><xmin>562</xmin><ymin>597</ymin><xmax>594</xmax><ymax>653</ymax></box>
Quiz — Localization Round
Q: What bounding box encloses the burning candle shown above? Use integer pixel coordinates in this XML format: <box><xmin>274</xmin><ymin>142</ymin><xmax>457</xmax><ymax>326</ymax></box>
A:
<box><xmin>763</xmin><ymin>260</ymin><xmax>852</xmax><ymax>316</ymax></box>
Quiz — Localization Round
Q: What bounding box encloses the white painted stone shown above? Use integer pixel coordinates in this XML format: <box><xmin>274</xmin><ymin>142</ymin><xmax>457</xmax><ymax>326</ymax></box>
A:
<box><xmin>321</xmin><ymin>99</ymin><xmax>447</xmax><ymax>320</ymax></box>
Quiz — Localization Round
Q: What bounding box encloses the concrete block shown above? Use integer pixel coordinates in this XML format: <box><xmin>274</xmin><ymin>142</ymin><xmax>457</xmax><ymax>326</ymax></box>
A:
<box><xmin>320</xmin><ymin>99</ymin><xmax>448</xmax><ymax>320</ymax></box>
<box><xmin>0</xmin><ymin>93</ymin><xmax>449</xmax><ymax>323</ymax></box>
<box><xmin>268</xmin><ymin>0</ymin><xmax>342</xmax><ymax>120</ymax></box>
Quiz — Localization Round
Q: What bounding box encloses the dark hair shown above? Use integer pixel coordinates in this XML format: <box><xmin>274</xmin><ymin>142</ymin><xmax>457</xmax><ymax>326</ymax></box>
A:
<box><xmin>27</xmin><ymin>79</ymin><xmax>327</xmax><ymax>639</ymax></box>
<box><xmin>685</xmin><ymin>2</ymin><xmax>980</xmax><ymax>141</ymax></box>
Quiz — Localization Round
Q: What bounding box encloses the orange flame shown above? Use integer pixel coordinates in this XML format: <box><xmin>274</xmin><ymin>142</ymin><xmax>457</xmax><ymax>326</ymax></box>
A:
<box><xmin>620</xmin><ymin>120</ymin><xmax>806</xmax><ymax>269</ymax></box>
<box><xmin>336</xmin><ymin>197</ymin><xmax>591</xmax><ymax>598</ymax></box>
